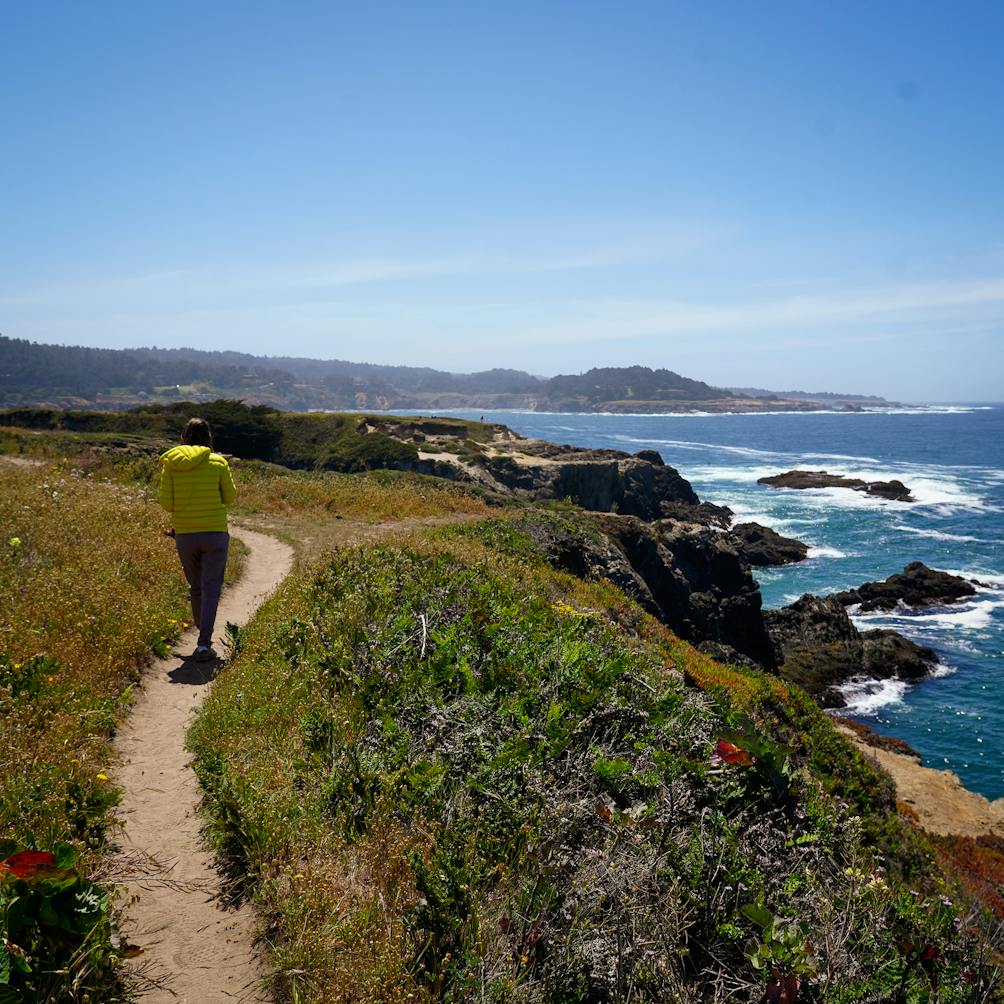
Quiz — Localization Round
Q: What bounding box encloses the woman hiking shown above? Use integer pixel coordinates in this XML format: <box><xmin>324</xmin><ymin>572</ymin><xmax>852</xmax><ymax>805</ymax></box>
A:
<box><xmin>158</xmin><ymin>417</ymin><xmax>237</xmax><ymax>662</ymax></box>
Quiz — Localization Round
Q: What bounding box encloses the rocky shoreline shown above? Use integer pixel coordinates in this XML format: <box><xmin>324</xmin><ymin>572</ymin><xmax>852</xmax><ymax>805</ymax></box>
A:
<box><xmin>387</xmin><ymin>417</ymin><xmax>981</xmax><ymax>709</ymax></box>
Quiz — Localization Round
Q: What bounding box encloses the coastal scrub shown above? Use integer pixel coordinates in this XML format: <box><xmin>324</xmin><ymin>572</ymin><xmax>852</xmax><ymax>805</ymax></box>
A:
<box><xmin>189</xmin><ymin>520</ymin><xmax>1000</xmax><ymax>1002</ymax></box>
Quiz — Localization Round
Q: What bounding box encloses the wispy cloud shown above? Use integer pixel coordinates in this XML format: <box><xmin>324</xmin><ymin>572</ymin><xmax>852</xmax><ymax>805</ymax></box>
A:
<box><xmin>504</xmin><ymin>275</ymin><xmax>1004</xmax><ymax>347</ymax></box>
<box><xmin>0</xmin><ymin>221</ymin><xmax>725</xmax><ymax>308</ymax></box>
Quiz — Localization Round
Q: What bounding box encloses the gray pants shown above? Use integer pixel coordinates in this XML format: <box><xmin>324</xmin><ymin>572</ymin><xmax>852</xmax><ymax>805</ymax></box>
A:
<box><xmin>175</xmin><ymin>532</ymin><xmax>229</xmax><ymax>647</ymax></box>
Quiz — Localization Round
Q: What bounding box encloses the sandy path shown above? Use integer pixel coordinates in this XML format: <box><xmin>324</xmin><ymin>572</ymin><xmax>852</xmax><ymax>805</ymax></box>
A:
<box><xmin>113</xmin><ymin>526</ymin><xmax>293</xmax><ymax>1003</ymax></box>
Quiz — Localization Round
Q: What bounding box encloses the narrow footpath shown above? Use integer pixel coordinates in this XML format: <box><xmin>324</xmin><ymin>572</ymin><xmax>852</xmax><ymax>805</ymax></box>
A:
<box><xmin>113</xmin><ymin>526</ymin><xmax>294</xmax><ymax>1004</ymax></box>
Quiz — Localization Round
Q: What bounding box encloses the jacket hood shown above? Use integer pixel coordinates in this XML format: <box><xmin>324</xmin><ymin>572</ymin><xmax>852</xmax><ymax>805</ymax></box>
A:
<box><xmin>161</xmin><ymin>445</ymin><xmax>212</xmax><ymax>471</ymax></box>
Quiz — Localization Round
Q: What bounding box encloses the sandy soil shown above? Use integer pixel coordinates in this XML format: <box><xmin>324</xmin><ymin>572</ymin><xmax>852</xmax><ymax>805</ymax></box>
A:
<box><xmin>839</xmin><ymin>726</ymin><xmax>1004</xmax><ymax>838</ymax></box>
<box><xmin>113</xmin><ymin>526</ymin><xmax>293</xmax><ymax>1003</ymax></box>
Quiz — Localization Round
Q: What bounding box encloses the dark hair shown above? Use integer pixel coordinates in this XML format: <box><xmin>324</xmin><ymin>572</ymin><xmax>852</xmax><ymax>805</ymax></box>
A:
<box><xmin>181</xmin><ymin>417</ymin><xmax>213</xmax><ymax>447</ymax></box>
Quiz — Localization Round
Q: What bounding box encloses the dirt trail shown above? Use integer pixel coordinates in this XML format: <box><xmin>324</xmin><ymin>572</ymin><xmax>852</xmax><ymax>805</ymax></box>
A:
<box><xmin>114</xmin><ymin>527</ymin><xmax>293</xmax><ymax>1003</ymax></box>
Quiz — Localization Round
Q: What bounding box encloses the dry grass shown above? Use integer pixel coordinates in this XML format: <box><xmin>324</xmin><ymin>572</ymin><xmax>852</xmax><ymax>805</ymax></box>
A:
<box><xmin>0</xmin><ymin>461</ymin><xmax>208</xmax><ymax>856</ymax></box>
<box><xmin>232</xmin><ymin>461</ymin><xmax>495</xmax><ymax>521</ymax></box>
<box><xmin>228</xmin><ymin>462</ymin><xmax>496</xmax><ymax>561</ymax></box>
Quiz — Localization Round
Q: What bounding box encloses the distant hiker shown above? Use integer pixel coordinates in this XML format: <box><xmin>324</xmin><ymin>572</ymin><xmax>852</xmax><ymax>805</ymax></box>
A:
<box><xmin>158</xmin><ymin>418</ymin><xmax>237</xmax><ymax>662</ymax></box>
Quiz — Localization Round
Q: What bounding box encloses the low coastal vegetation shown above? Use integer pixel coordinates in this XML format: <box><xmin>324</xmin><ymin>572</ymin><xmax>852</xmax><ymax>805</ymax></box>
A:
<box><xmin>190</xmin><ymin>512</ymin><xmax>1002</xmax><ymax>1002</ymax></box>
<box><xmin>3</xmin><ymin>413</ymin><xmax>1003</xmax><ymax>1002</ymax></box>
<box><xmin>0</xmin><ymin>462</ymin><xmax>189</xmax><ymax>1000</ymax></box>
<box><xmin>0</xmin><ymin>430</ymin><xmax>492</xmax><ymax>1002</ymax></box>
<box><xmin>0</xmin><ymin>399</ymin><xmax>492</xmax><ymax>474</ymax></box>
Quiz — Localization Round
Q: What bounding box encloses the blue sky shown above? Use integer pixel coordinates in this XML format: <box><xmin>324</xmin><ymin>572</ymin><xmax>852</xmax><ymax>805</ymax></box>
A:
<box><xmin>2</xmin><ymin>1</ymin><xmax>1003</xmax><ymax>400</ymax></box>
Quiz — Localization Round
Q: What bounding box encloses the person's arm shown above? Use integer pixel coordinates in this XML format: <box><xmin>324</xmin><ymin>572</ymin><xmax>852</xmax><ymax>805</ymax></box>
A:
<box><xmin>220</xmin><ymin>462</ymin><xmax>237</xmax><ymax>505</ymax></box>
<box><xmin>158</xmin><ymin>466</ymin><xmax>174</xmax><ymax>512</ymax></box>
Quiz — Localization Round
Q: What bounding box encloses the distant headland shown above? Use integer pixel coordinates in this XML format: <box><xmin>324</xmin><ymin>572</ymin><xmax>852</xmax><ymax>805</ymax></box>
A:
<box><xmin>0</xmin><ymin>335</ymin><xmax>894</xmax><ymax>414</ymax></box>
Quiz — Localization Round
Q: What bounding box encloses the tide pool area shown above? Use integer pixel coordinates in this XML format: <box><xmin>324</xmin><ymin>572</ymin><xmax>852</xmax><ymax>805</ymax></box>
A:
<box><xmin>442</xmin><ymin>405</ymin><xmax>1004</xmax><ymax>799</ymax></box>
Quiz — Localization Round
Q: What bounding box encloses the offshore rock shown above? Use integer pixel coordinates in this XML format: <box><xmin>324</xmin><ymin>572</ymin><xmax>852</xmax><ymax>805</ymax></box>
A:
<box><xmin>731</xmin><ymin>522</ymin><xmax>809</xmax><ymax>566</ymax></box>
<box><xmin>758</xmin><ymin>470</ymin><xmax>913</xmax><ymax>501</ymax></box>
<box><xmin>833</xmin><ymin>561</ymin><xmax>977</xmax><ymax>612</ymax></box>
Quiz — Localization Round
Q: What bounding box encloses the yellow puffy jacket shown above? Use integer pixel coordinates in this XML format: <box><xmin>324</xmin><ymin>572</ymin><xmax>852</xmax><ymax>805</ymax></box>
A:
<box><xmin>158</xmin><ymin>446</ymin><xmax>237</xmax><ymax>534</ymax></box>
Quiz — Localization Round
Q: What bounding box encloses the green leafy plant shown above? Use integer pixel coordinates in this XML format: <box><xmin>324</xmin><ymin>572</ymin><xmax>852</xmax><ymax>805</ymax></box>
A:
<box><xmin>741</xmin><ymin>903</ymin><xmax>816</xmax><ymax>1003</ymax></box>
<box><xmin>0</xmin><ymin>843</ymin><xmax>125</xmax><ymax>1003</ymax></box>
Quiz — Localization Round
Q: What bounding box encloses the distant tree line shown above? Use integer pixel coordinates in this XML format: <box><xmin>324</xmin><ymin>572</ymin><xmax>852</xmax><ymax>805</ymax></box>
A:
<box><xmin>0</xmin><ymin>336</ymin><xmax>291</xmax><ymax>396</ymax></box>
<box><xmin>1</xmin><ymin>335</ymin><xmax>734</xmax><ymax>406</ymax></box>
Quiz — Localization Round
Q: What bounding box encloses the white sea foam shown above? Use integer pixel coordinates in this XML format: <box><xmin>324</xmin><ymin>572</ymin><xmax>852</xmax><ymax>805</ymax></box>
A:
<box><xmin>930</xmin><ymin>660</ymin><xmax>959</xmax><ymax>679</ymax></box>
<box><xmin>807</xmin><ymin>545</ymin><xmax>850</xmax><ymax>559</ymax></box>
<box><xmin>851</xmin><ymin>598</ymin><xmax>1004</xmax><ymax>633</ymax></box>
<box><xmin>836</xmin><ymin>676</ymin><xmax>910</xmax><ymax>716</ymax></box>
<box><xmin>892</xmin><ymin>524</ymin><xmax>986</xmax><ymax>543</ymax></box>
<box><xmin>690</xmin><ymin>464</ymin><xmax>786</xmax><ymax>484</ymax></box>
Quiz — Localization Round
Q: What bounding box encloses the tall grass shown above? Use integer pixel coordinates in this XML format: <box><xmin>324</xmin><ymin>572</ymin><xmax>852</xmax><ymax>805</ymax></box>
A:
<box><xmin>0</xmin><ymin>461</ymin><xmax>240</xmax><ymax>1001</ymax></box>
<box><xmin>0</xmin><ymin>463</ymin><xmax>191</xmax><ymax>849</ymax></box>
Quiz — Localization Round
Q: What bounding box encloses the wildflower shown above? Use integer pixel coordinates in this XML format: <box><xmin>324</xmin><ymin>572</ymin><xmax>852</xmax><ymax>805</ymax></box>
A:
<box><xmin>9</xmin><ymin>536</ymin><xmax>20</xmax><ymax>548</ymax></box>
<box><xmin>96</xmin><ymin>772</ymin><xmax>109</xmax><ymax>781</ymax></box>
<box><xmin>294</xmin><ymin>873</ymin><xmax>304</xmax><ymax>879</ymax></box>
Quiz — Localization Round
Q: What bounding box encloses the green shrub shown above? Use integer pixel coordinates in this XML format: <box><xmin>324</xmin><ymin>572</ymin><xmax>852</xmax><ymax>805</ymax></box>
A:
<box><xmin>189</xmin><ymin>538</ymin><xmax>1000</xmax><ymax>1002</ymax></box>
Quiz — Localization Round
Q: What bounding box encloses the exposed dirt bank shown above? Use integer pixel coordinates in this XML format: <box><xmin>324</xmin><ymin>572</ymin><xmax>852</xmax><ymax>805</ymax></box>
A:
<box><xmin>840</xmin><ymin>726</ymin><xmax>1004</xmax><ymax>838</ymax></box>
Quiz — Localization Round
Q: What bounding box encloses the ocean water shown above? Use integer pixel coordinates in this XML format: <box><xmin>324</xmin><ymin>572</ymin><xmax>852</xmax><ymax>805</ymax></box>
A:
<box><xmin>442</xmin><ymin>406</ymin><xmax>1004</xmax><ymax>799</ymax></box>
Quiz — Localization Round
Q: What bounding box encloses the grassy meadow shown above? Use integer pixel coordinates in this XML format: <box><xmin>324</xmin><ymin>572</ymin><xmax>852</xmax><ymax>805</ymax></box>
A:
<box><xmin>0</xmin><ymin>462</ymin><xmax>189</xmax><ymax>851</ymax></box>
<box><xmin>0</xmin><ymin>459</ymin><xmax>248</xmax><ymax>1002</ymax></box>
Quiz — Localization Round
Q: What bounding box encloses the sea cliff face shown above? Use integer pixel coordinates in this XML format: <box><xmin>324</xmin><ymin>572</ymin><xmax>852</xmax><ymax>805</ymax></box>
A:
<box><xmin>406</xmin><ymin>422</ymin><xmax>978</xmax><ymax>706</ymax></box>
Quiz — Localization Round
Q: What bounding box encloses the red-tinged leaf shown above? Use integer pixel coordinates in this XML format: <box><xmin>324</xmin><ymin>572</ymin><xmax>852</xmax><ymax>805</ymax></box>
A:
<box><xmin>595</xmin><ymin>802</ymin><xmax>613</xmax><ymax>821</ymax></box>
<box><xmin>894</xmin><ymin>938</ymin><xmax>914</xmax><ymax>956</ymax></box>
<box><xmin>2</xmin><ymin>851</ymin><xmax>58</xmax><ymax>880</ymax></box>
<box><xmin>715</xmin><ymin>740</ymin><xmax>755</xmax><ymax>767</ymax></box>
<box><xmin>962</xmin><ymin>968</ymin><xmax>977</xmax><ymax>984</ymax></box>
<box><xmin>498</xmin><ymin>917</ymin><xmax>512</xmax><ymax>934</ymax></box>
<box><xmin>920</xmin><ymin>945</ymin><xmax>941</xmax><ymax>962</ymax></box>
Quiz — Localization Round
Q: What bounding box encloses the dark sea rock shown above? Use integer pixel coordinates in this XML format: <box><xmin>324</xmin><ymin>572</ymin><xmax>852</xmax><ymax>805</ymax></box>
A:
<box><xmin>758</xmin><ymin>469</ymin><xmax>912</xmax><ymax>501</ymax></box>
<box><xmin>513</xmin><ymin>512</ymin><xmax>776</xmax><ymax>669</ymax></box>
<box><xmin>833</xmin><ymin>561</ymin><xmax>977</xmax><ymax>612</ymax></box>
<box><xmin>764</xmin><ymin>594</ymin><xmax>938</xmax><ymax>706</ymax></box>
<box><xmin>731</xmin><ymin>522</ymin><xmax>809</xmax><ymax>566</ymax></box>
<box><xmin>482</xmin><ymin>449</ymin><xmax>699</xmax><ymax>520</ymax></box>
<box><xmin>659</xmin><ymin>500</ymin><xmax>734</xmax><ymax>528</ymax></box>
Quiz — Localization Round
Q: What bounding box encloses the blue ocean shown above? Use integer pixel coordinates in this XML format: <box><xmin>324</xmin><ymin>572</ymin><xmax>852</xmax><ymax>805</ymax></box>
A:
<box><xmin>447</xmin><ymin>406</ymin><xmax>1004</xmax><ymax>799</ymax></box>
